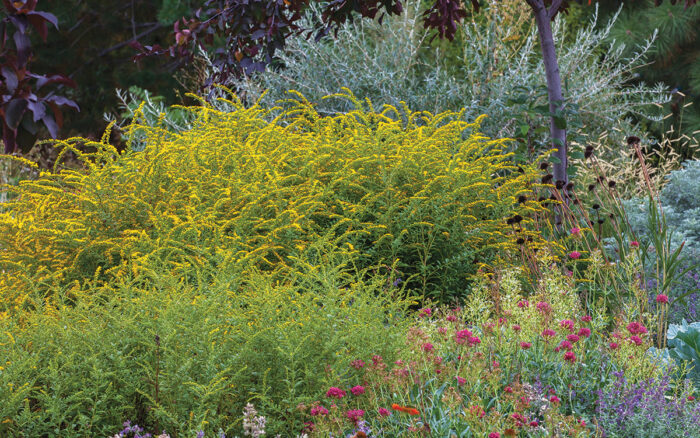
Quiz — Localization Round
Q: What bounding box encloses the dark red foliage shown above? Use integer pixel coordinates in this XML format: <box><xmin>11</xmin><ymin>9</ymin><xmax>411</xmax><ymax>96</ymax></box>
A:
<box><xmin>1</xmin><ymin>0</ymin><xmax>78</xmax><ymax>153</ymax></box>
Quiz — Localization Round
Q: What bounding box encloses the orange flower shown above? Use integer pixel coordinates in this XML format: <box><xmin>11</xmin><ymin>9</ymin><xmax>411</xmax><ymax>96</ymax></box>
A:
<box><xmin>391</xmin><ymin>403</ymin><xmax>420</xmax><ymax>416</ymax></box>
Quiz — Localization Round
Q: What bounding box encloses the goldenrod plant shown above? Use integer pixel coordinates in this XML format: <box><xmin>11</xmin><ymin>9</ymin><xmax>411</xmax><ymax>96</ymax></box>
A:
<box><xmin>0</xmin><ymin>89</ymin><xmax>546</xmax><ymax>310</ymax></box>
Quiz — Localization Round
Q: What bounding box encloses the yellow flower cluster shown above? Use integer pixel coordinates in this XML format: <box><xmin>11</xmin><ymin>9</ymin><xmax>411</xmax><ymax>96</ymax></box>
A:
<box><xmin>0</xmin><ymin>89</ymin><xmax>546</xmax><ymax>311</ymax></box>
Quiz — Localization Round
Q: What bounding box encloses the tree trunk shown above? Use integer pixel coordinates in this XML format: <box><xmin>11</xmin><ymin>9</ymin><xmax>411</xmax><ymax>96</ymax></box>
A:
<box><xmin>529</xmin><ymin>0</ymin><xmax>567</xmax><ymax>186</ymax></box>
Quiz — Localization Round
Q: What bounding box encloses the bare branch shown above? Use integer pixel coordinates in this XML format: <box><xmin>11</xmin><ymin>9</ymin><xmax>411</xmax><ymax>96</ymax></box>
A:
<box><xmin>548</xmin><ymin>0</ymin><xmax>565</xmax><ymax>20</ymax></box>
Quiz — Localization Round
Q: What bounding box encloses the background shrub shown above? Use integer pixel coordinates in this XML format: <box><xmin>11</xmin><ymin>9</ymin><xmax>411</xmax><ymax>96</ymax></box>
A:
<box><xmin>0</xmin><ymin>91</ymin><xmax>545</xmax><ymax>306</ymax></box>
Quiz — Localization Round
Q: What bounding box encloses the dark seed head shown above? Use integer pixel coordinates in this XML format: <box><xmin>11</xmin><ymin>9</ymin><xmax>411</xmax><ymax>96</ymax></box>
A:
<box><xmin>506</xmin><ymin>217</ymin><xmax>515</xmax><ymax>225</ymax></box>
<box><xmin>517</xmin><ymin>166</ymin><xmax>525</xmax><ymax>173</ymax></box>
<box><xmin>566</xmin><ymin>182</ymin><xmax>574</xmax><ymax>191</ymax></box>
<box><xmin>588</xmin><ymin>184</ymin><xmax>595</xmax><ymax>192</ymax></box>
<box><xmin>597</xmin><ymin>176</ymin><xmax>606</xmax><ymax>184</ymax></box>
<box><xmin>555</xmin><ymin>180</ymin><xmax>566</xmax><ymax>190</ymax></box>
<box><xmin>584</xmin><ymin>145</ymin><xmax>594</xmax><ymax>158</ymax></box>
<box><xmin>512</xmin><ymin>215</ymin><xmax>523</xmax><ymax>223</ymax></box>
<box><xmin>516</xmin><ymin>238</ymin><xmax>525</xmax><ymax>245</ymax></box>
<box><xmin>518</xmin><ymin>195</ymin><xmax>527</xmax><ymax>204</ymax></box>
<box><xmin>627</xmin><ymin>136</ymin><xmax>641</xmax><ymax>146</ymax></box>
<box><xmin>592</xmin><ymin>203</ymin><xmax>600</xmax><ymax>210</ymax></box>
<box><xmin>597</xmin><ymin>218</ymin><xmax>605</xmax><ymax>224</ymax></box>
<box><xmin>573</xmin><ymin>199</ymin><xmax>580</xmax><ymax>205</ymax></box>
<box><xmin>542</xmin><ymin>174</ymin><xmax>554</xmax><ymax>184</ymax></box>
<box><xmin>608</xmin><ymin>180</ymin><xmax>616</xmax><ymax>188</ymax></box>
<box><xmin>540</xmin><ymin>162</ymin><xmax>549</xmax><ymax>170</ymax></box>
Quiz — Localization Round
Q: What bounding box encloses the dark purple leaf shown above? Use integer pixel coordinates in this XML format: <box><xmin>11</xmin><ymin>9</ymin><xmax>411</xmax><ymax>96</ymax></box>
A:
<box><xmin>4</xmin><ymin>98</ymin><xmax>27</xmax><ymax>129</ymax></box>
<box><xmin>45</xmin><ymin>95</ymin><xmax>79</xmax><ymax>111</ymax></box>
<box><xmin>35</xmin><ymin>74</ymin><xmax>77</xmax><ymax>90</ymax></box>
<box><xmin>3</xmin><ymin>122</ymin><xmax>17</xmax><ymax>153</ymax></box>
<box><xmin>1</xmin><ymin>66</ymin><xmax>18</xmax><ymax>93</ymax></box>
<box><xmin>13</xmin><ymin>30</ymin><xmax>31</xmax><ymax>65</ymax></box>
<box><xmin>41</xmin><ymin>113</ymin><xmax>59</xmax><ymax>138</ymax></box>
<box><xmin>26</xmin><ymin>11</ymin><xmax>58</xmax><ymax>29</ymax></box>
<box><xmin>26</xmin><ymin>99</ymin><xmax>46</xmax><ymax>122</ymax></box>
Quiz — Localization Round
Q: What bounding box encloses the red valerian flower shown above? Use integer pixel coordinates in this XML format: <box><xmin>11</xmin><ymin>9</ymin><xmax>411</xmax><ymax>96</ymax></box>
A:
<box><xmin>629</xmin><ymin>335</ymin><xmax>643</xmax><ymax>346</ymax></box>
<box><xmin>536</xmin><ymin>301</ymin><xmax>552</xmax><ymax>314</ymax></box>
<box><xmin>656</xmin><ymin>294</ymin><xmax>669</xmax><ymax>304</ymax></box>
<box><xmin>378</xmin><ymin>407</ymin><xmax>391</xmax><ymax>417</ymax></box>
<box><xmin>630</xmin><ymin>241</ymin><xmax>640</xmax><ymax>248</ymax></box>
<box><xmin>560</xmin><ymin>319</ymin><xmax>575</xmax><ymax>332</ymax></box>
<box><xmin>326</xmin><ymin>387</ymin><xmax>346</xmax><ymax>399</ymax></box>
<box><xmin>456</xmin><ymin>376</ymin><xmax>466</xmax><ymax>386</ymax></box>
<box><xmin>570</xmin><ymin>227</ymin><xmax>581</xmax><ymax>236</ymax></box>
<box><xmin>350</xmin><ymin>385</ymin><xmax>365</xmax><ymax>396</ymax></box>
<box><xmin>488</xmin><ymin>433</ymin><xmax>501</xmax><ymax>438</ymax></box>
<box><xmin>346</xmin><ymin>409</ymin><xmax>364</xmax><ymax>423</ymax></box>
<box><xmin>627</xmin><ymin>322</ymin><xmax>648</xmax><ymax>335</ymax></box>
<box><xmin>350</xmin><ymin>359</ymin><xmax>365</xmax><ymax>369</ymax></box>
<box><xmin>520</xmin><ymin>342</ymin><xmax>532</xmax><ymax>350</ymax></box>
<box><xmin>569</xmin><ymin>251</ymin><xmax>582</xmax><ymax>259</ymax></box>
<box><xmin>542</xmin><ymin>329</ymin><xmax>557</xmax><ymax>338</ymax></box>
<box><xmin>609</xmin><ymin>342</ymin><xmax>619</xmax><ymax>350</ymax></box>
<box><xmin>581</xmin><ymin>315</ymin><xmax>592</xmax><ymax>323</ymax></box>
<box><xmin>564</xmin><ymin>351</ymin><xmax>576</xmax><ymax>363</ymax></box>
<box><xmin>559</xmin><ymin>340</ymin><xmax>573</xmax><ymax>350</ymax></box>
<box><xmin>566</xmin><ymin>334</ymin><xmax>580</xmax><ymax>343</ymax></box>
<box><xmin>422</xmin><ymin>342</ymin><xmax>434</xmax><ymax>352</ymax></box>
<box><xmin>577</xmin><ymin>327</ymin><xmax>591</xmax><ymax>338</ymax></box>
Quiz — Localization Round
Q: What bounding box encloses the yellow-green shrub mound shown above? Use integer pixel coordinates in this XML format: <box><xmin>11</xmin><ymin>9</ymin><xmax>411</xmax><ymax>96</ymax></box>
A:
<box><xmin>0</xmin><ymin>91</ymin><xmax>545</xmax><ymax>310</ymax></box>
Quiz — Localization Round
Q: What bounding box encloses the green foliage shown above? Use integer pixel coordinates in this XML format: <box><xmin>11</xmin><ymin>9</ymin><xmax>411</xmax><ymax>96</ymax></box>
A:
<box><xmin>234</xmin><ymin>0</ymin><xmax>666</xmax><ymax>163</ymax></box>
<box><xmin>624</xmin><ymin>161</ymin><xmax>700</xmax><ymax>255</ymax></box>
<box><xmin>668</xmin><ymin>320</ymin><xmax>700</xmax><ymax>386</ymax></box>
<box><xmin>0</xmin><ymin>252</ymin><xmax>411</xmax><ymax>436</ymax></box>
<box><xmin>603</xmin><ymin>0</ymin><xmax>700</xmax><ymax>153</ymax></box>
<box><xmin>1</xmin><ymin>90</ymin><xmax>546</xmax><ymax>307</ymax></box>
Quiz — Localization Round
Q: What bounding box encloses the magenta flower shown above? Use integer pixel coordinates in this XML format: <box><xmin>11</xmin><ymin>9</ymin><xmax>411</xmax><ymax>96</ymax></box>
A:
<box><xmin>419</xmin><ymin>308</ymin><xmax>432</xmax><ymax>317</ymax></box>
<box><xmin>569</xmin><ymin>251</ymin><xmax>582</xmax><ymax>259</ymax></box>
<box><xmin>456</xmin><ymin>376</ymin><xmax>466</xmax><ymax>386</ymax></box>
<box><xmin>438</xmin><ymin>326</ymin><xmax>447</xmax><ymax>335</ymax></box>
<box><xmin>350</xmin><ymin>359</ymin><xmax>365</xmax><ymax>370</ymax></box>
<box><xmin>488</xmin><ymin>433</ymin><xmax>501</xmax><ymax>438</ymax></box>
<box><xmin>422</xmin><ymin>342</ymin><xmax>434</xmax><ymax>352</ymax></box>
<box><xmin>564</xmin><ymin>351</ymin><xmax>576</xmax><ymax>363</ymax></box>
<box><xmin>512</xmin><ymin>324</ymin><xmax>521</xmax><ymax>332</ymax></box>
<box><xmin>577</xmin><ymin>327</ymin><xmax>591</xmax><ymax>338</ymax></box>
<box><xmin>630</xmin><ymin>240</ymin><xmax>640</xmax><ymax>248</ymax></box>
<box><xmin>517</xmin><ymin>299</ymin><xmax>529</xmax><ymax>308</ymax></box>
<box><xmin>560</xmin><ymin>319</ymin><xmax>575</xmax><ymax>332</ymax></box>
<box><xmin>627</xmin><ymin>322</ymin><xmax>648</xmax><ymax>335</ymax></box>
<box><xmin>310</xmin><ymin>405</ymin><xmax>329</xmax><ymax>416</ymax></box>
<box><xmin>446</xmin><ymin>315</ymin><xmax>457</xmax><ymax>322</ymax></box>
<box><xmin>559</xmin><ymin>340</ymin><xmax>573</xmax><ymax>350</ymax></box>
<box><xmin>656</xmin><ymin>294</ymin><xmax>669</xmax><ymax>304</ymax></box>
<box><xmin>351</xmin><ymin>385</ymin><xmax>365</xmax><ymax>396</ymax></box>
<box><xmin>570</xmin><ymin>227</ymin><xmax>581</xmax><ymax>236</ymax></box>
<box><xmin>378</xmin><ymin>408</ymin><xmax>391</xmax><ymax>417</ymax></box>
<box><xmin>536</xmin><ymin>301</ymin><xmax>552</xmax><ymax>314</ymax></box>
<box><xmin>469</xmin><ymin>336</ymin><xmax>481</xmax><ymax>346</ymax></box>
<box><xmin>550</xmin><ymin>395</ymin><xmax>561</xmax><ymax>404</ymax></box>
<box><xmin>326</xmin><ymin>387</ymin><xmax>346</xmax><ymax>399</ymax></box>
<box><xmin>609</xmin><ymin>342</ymin><xmax>619</xmax><ymax>350</ymax></box>
<box><xmin>542</xmin><ymin>329</ymin><xmax>556</xmax><ymax>338</ymax></box>
<box><xmin>566</xmin><ymin>334</ymin><xmax>580</xmax><ymax>343</ymax></box>
<box><xmin>346</xmin><ymin>409</ymin><xmax>364</xmax><ymax>423</ymax></box>
<box><xmin>520</xmin><ymin>342</ymin><xmax>532</xmax><ymax>350</ymax></box>
<box><xmin>529</xmin><ymin>420</ymin><xmax>539</xmax><ymax>427</ymax></box>
<box><xmin>581</xmin><ymin>315</ymin><xmax>592</xmax><ymax>323</ymax></box>
<box><xmin>629</xmin><ymin>335</ymin><xmax>643</xmax><ymax>346</ymax></box>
